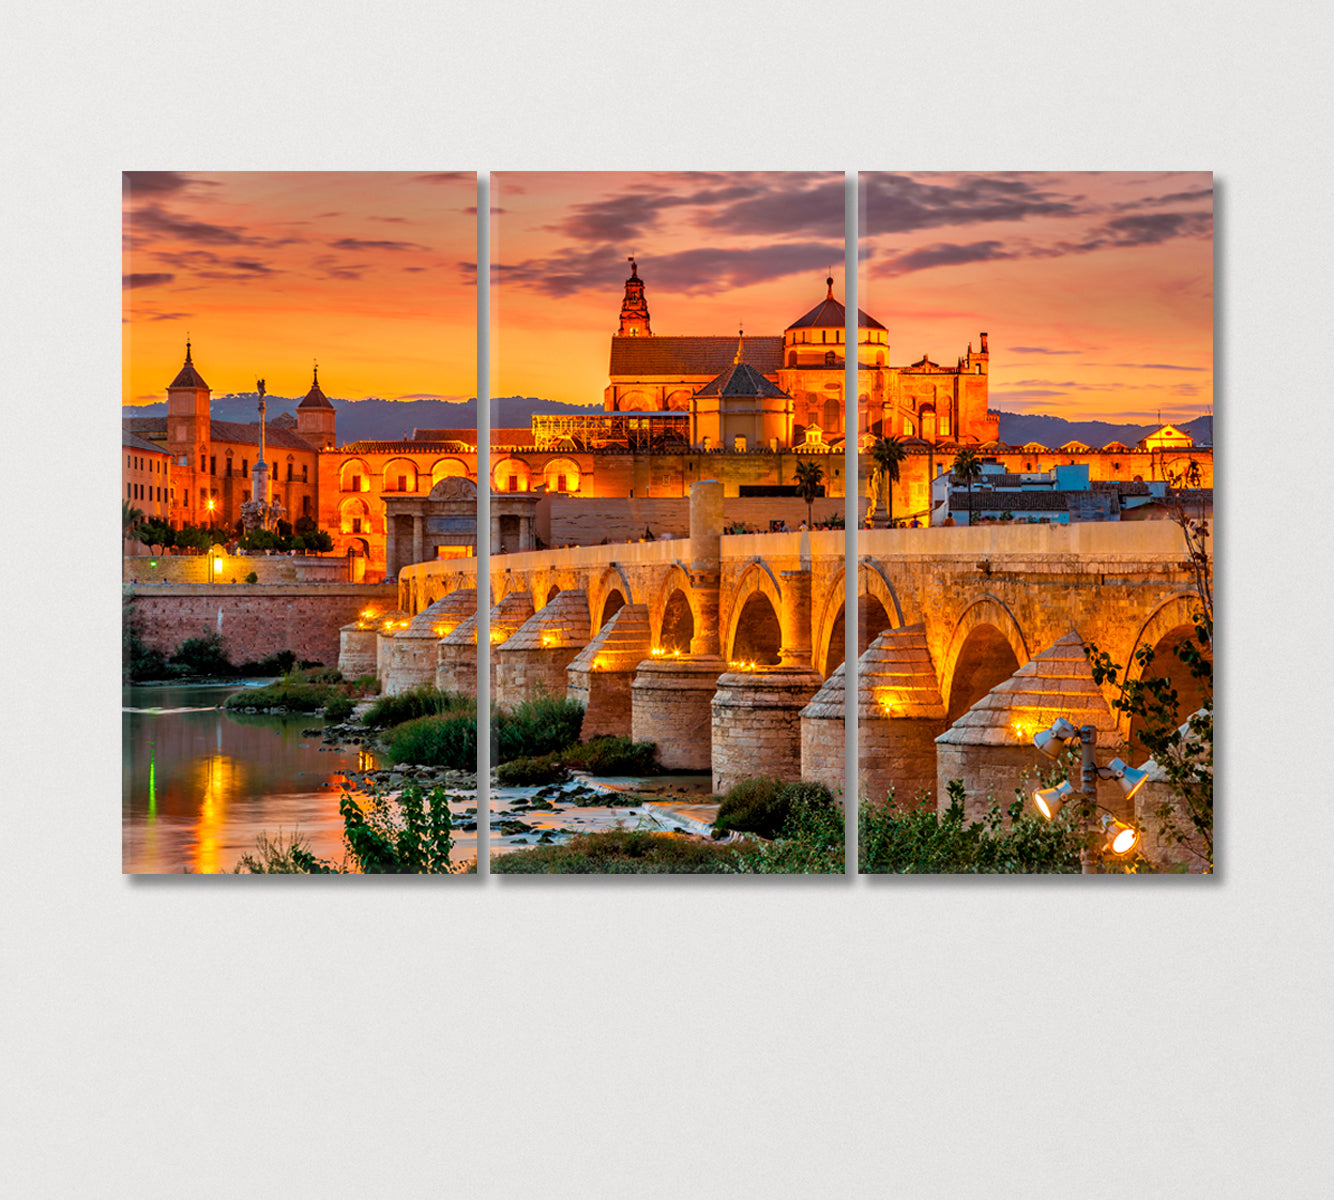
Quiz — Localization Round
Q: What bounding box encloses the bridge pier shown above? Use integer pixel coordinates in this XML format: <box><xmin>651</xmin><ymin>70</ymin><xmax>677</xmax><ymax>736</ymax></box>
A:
<box><xmin>857</xmin><ymin>625</ymin><xmax>947</xmax><ymax>810</ymax></box>
<box><xmin>711</xmin><ymin>664</ymin><xmax>823</xmax><ymax>795</ymax></box>
<box><xmin>437</xmin><ymin>591</ymin><xmax>534</xmax><ymax>698</ymax></box>
<box><xmin>374</xmin><ymin>610</ymin><xmax>410</xmax><ymax>687</ymax></box>
<box><xmin>934</xmin><ymin>632</ymin><xmax>1124</xmax><ymax>824</ymax></box>
<box><xmin>339</xmin><ymin>622</ymin><xmax>379</xmax><ymax>679</ymax></box>
<box><xmin>799</xmin><ymin>661</ymin><xmax>847</xmax><ymax>800</ymax></box>
<box><xmin>494</xmin><ymin>589</ymin><xmax>590</xmax><ymax>708</ymax></box>
<box><xmin>631</xmin><ymin>655</ymin><xmax>727</xmax><ymax>771</ymax></box>
<box><xmin>384</xmin><ymin>589</ymin><xmax>476</xmax><ymax>695</ymax></box>
<box><xmin>567</xmin><ymin>603</ymin><xmax>651</xmax><ymax>741</ymax></box>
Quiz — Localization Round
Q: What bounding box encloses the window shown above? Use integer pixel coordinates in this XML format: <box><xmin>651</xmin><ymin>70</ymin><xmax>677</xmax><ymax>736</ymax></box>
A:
<box><xmin>225</xmin><ymin>457</ymin><xmax>233</xmax><ymax>476</ymax></box>
<box><xmin>127</xmin><ymin>483</ymin><xmax>132</xmax><ymax>499</ymax></box>
<box><xmin>127</xmin><ymin>455</ymin><xmax>131</xmax><ymax>468</ymax></box>
<box><xmin>209</xmin><ymin>456</ymin><xmax>216</xmax><ymax>475</ymax></box>
<box><xmin>287</xmin><ymin>460</ymin><xmax>293</xmax><ymax>481</ymax></box>
<box><xmin>242</xmin><ymin>459</ymin><xmax>248</xmax><ymax>477</ymax></box>
<box><xmin>302</xmin><ymin>465</ymin><xmax>308</xmax><ymax>483</ymax></box>
<box><xmin>352</xmin><ymin>517</ymin><xmax>363</xmax><ymax>533</ymax></box>
<box><xmin>302</xmin><ymin>495</ymin><xmax>311</xmax><ymax>517</ymax></box>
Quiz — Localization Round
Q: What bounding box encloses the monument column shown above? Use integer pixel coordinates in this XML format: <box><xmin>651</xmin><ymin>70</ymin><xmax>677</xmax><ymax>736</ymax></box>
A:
<box><xmin>385</xmin><ymin>516</ymin><xmax>399</xmax><ymax>579</ymax></box>
<box><xmin>688</xmin><ymin>479</ymin><xmax>724</xmax><ymax>656</ymax></box>
<box><xmin>412</xmin><ymin>513</ymin><xmax>424</xmax><ymax>565</ymax></box>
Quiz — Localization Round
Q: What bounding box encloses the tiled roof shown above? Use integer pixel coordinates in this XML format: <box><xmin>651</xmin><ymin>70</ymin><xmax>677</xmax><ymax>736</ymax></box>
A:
<box><xmin>787</xmin><ymin>295</ymin><xmax>886</xmax><ymax>332</ymax></box>
<box><xmin>609</xmin><ymin>335</ymin><xmax>783</xmax><ymax>377</ymax></box>
<box><xmin>405</xmin><ymin>588</ymin><xmax>477</xmax><ymax>635</ymax></box>
<box><xmin>854</xmin><ymin>624</ymin><xmax>946</xmax><ymax>722</ymax></box>
<box><xmin>209</xmin><ymin>419</ymin><xmax>319</xmax><ymax>452</ymax></box>
<box><xmin>168</xmin><ymin>346</ymin><xmax>209</xmax><ymax>390</ymax></box>
<box><xmin>123</xmin><ymin>430</ymin><xmax>169</xmax><ymax>454</ymax></box>
<box><xmin>124</xmin><ymin>416</ymin><xmax>167</xmax><ymax>437</ymax></box>
<box><xmin>412</xmin><ymin>428</ymin><xmax>478</xmax><ymax>444</ymax></box>
<box><xmin>298</xmin><ymin>368</ymin><xmax>334</xmax><ymax>410</ymax></box>
<box><xmin>936</xmin><ymin>632</ymin><xmax>1118</xmax><ymax>748</ymax></box>
<box><xmin>694</xmin><ymin>360</ymin><xmax>790</xmax><ymax>399</ymax></box>
<box><xmin>568</xmin><ymin>603</ymin><xmax>651</xmax><ymax>673</ymax></box>
<box><xmin>500</xmin><ymin>589</ymin><xmax>590</xmax><ymax>652</ymax></box>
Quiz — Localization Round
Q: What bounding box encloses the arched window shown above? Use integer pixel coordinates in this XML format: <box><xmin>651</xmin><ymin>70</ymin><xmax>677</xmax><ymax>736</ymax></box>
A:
<box><xmin>824</xmin><ymin>350</ymin><xmax>836</xmax><ymax>366</ymax></box>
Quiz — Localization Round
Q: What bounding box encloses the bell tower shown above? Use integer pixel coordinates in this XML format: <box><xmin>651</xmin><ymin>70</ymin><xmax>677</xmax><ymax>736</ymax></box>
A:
<box><xmin>616</xmin><ymin>256</ymin><xmax>652</xmax><ymax>337</ymax></box>
<box><xmin>296</xmin><ymin>361</ymin><xmax>337</xmax><ymax>450</ymax></box>
<box><xmin>166</xmin><ymin>339</ymin><xmax>210</xmax><ymax>457</ymax></box>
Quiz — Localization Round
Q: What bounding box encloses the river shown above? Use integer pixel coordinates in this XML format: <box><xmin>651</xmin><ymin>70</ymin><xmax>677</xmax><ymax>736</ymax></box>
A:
<box><xmin>122</xmin><ymin>680</ymin><xmax>384</xmax><ymax>874</ymax></box>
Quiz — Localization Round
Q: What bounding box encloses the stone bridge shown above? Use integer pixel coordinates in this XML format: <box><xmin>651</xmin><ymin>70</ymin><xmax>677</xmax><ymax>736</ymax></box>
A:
<box><xmin>366</xmin><ymin>481</ymin><xmax>1205</xmax><ymax>820</ymax></box>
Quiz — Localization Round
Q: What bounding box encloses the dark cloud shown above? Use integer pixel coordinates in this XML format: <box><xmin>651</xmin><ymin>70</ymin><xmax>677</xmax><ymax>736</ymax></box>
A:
<box><xmin>414</xmin><ymin>172</ymin><xmax>471</xmax><ymax>184</ymax></box>
<box><xmin>329</xmin><ymin>237</ymin><xmax>428</xmax><ymax>252</ymax></box>
<box><xmin>495</xmin><ymin>241</ymin><xmax>844</xmax><ymax>298</ymax></box>
<box><xmin>861</xmin><ymin>173</ymin><xmax>1084</xmax><ymax>234</ymax></box>
<box><xmin>310</xmin><ymin>254</ymin><xmax>366</xmax><ymax>281</ymax></box>
<box><xmin>1113</xmin><ymin>362</ymin><xmax>1207</xmax><ymax>371</ymax></box>
<box><xmin>874</xmin><ymin>240</ymin><xmax>1017</xmax><ymax>277</ymax></box>
<box><xmin>1117</xmin><ymin>187</ymin><xmax>1214</xmax><ymax>209</ymax></box>
<box><xmin>129</xmin><ymin>203</ymin><xmax>254</xmax><ymax>246</ymax></box>
<box><xmin>1011</xmin><ymin>346</ymin><xmax>1080</xmax><ymax>355</ymax></box>
<box><xmin>123</xmin><ymin>272</ymin><xmax>174</xmax><ymax>289</ymax></box>
<box><xmin>462</xmin><ymin>206</ymin><xmax>506</xmax><ymax>216</ymax></box>
<box><xmin>122</xmin><ymin>172</ymin><xmax>212</xmax><ymax>198</ymax></box>
<box><xmin>147</xmin><ymin>311</ymin><xmax>190</xmax><ymax>321</ymax></box>
<box><xmin>1063</xmin><ymin>210</ymin><xmax>1213</xmax><ymax>253</ymax></box>
<box><xmin>545</xmin><ymin>175</ymin><xmax>841</xmax><ymax>244</ymax></box>
<box><xmin>153</xmin><ymin>249</ymin><xmax>279</xmax><ymax>281</ymax></box>
<box><xmin>403</xmin><ymin>266</ymin><xmax>427</xmax><ymax>272</ymax></box>
<box><xmin>369</xmin><ymin>216</ymin><xmax>409</xmax><ymax>224</ymax></box>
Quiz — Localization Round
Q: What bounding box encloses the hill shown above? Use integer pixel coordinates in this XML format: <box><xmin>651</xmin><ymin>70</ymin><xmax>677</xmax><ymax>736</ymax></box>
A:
<box><xmin>122</xmin><ymin>395</ymin><xmax>1213</xmax><ymax>450</ymax></box>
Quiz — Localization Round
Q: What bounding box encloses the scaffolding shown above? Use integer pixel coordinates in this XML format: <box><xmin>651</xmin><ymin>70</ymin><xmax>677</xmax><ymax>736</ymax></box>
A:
<box><xmin>532</xmin><ymin>411</ymin><xmax>691</xmax><ymax>452</ymax></box>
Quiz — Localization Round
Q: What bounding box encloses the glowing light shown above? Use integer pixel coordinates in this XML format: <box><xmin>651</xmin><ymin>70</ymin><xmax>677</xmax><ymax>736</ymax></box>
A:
<box><xmin>213</xmin><ymin>556</ymin><xmax>224</xmax><ymax>572</ymax></box>
<box><xmin>1102</xmin><ymin>817</ymin><xmax>1140</xmax><ymax>857</ymax></box>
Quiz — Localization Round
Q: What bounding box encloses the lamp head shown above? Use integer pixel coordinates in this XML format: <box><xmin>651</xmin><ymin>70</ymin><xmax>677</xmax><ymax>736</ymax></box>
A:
<box><xmin>1101</xmin><ymin>815</ymin><xmax>1140</xmax><ymax>857</ymax></box>
<box><xmin>1106</xmin><ymin>756</ymin><xmax>1150</xmax><ymax>799</ymax></box>
<box><xmin>1034</xmin><ymin>717</ymin><xmax>1080</xmax><ymax>759</ymax></box>
<box><xmin>1033</xmin><ymin>780</ymin><xmax>1075</xmax><ymax>820</ymax></box>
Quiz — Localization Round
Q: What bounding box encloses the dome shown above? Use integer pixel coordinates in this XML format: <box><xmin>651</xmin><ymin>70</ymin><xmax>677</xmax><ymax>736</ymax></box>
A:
<box><xmin>786</xmin><ymin>277</ymin><xmax>886</xmax><ymax>332</ymax></box>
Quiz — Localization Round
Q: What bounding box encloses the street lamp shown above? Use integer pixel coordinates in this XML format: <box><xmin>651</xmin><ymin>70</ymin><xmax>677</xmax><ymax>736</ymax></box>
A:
<box><xmin>1031</xmin><ymin>719</ymin><xmax>1148</xmax><ymax>872</ymax></box>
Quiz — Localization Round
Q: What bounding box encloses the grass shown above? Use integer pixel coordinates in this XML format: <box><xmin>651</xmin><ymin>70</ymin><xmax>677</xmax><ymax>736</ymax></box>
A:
<box><xmin>380</xmin><ymin>711</ymin><xmax>478</xmax><ymax>769</ymax></box>
<box><xmin>712</xmin><ymin>776</ymin><xmax>790</xmax><ymax>839</ymax></box>
<box><xmin>492</xmin><ymin>691</ymin><xmax>586</xmax><ymax>762</ymax></box>
<box><xmin>492</xmin><ymin>736</ymin><xmax>659</xmax><ymax>787</ymax></box>
<box><xmin>361</xmin><ymin>685</ymin><xmax>473</xmax><ymax>728</ymax></box>
<box><xmin>491</xmin><ymin>828</ymin><xmax>744</xmax><ymax>874</ymax></box>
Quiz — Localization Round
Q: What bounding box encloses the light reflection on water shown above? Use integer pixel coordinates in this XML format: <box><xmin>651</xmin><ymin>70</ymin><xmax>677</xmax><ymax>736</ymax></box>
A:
<box><xmin>123</xmin><ymin>681</ymin><xmax>376</xmax><ymax>874</ymax></box>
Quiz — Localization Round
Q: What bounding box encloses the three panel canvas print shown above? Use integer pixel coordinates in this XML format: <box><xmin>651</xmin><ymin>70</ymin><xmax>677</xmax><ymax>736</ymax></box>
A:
<box><xmin>122</xmin><ymin>171</ymin><xmax>1213</xmax><ymax>875</ymax></box>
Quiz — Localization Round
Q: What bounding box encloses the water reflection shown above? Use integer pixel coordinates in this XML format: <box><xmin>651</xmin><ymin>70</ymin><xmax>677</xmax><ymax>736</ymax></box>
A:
<box><xmin>123</xmin><ymin>681</ymin><xmax>377</xmax><ymax>874</ymax></box>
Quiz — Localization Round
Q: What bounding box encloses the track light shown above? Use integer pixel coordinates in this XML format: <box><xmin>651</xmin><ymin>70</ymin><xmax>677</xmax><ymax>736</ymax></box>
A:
<box><xmin>1105</xmin><ymin>757</ymin><xmax>1149</xmax><ymax>799</ymax></box>
<box><xmin>1101</xmin><ymin>815</ymin><xmax>1140</xmax><ymax>857</ymax></box>
<box><xmin>1033</xmin><ymin>780</ymin><xmax>1076</xmax><ymax>820</ymax></box>
<box><xmin>1034</xmin><ymin>717</ymin><xmax>1079</xmax><ymax>759</ymax></box>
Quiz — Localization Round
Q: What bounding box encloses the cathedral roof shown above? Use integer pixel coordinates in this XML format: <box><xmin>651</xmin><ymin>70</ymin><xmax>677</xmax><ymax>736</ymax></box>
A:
<box><xmin>694</xmin><ymin>355</ymin><xmax>790</xmax><ymax>400</ymax></box>
<box><xmin>208</xmin><ymin>419</ymin><xmax>319</xmax><ymax>452</ymax></box>
<box><xmin>298</xmin><ymin>365</ymin><xmax>334</xmax><ymax>409</ymax></box>
<box><xmin>609</xmin><ymin>335</ymin><xmax>783</xmax><ymax>377</ymax></box>
<box><xmin>787</xmin><ymin>277</ymin><xmax>887</xmax><ymax>332</ymax></box>
<box><xmin>168</xmin><ymin>342</ymin><xmax>209</xmax><ymax>390</ymax></box>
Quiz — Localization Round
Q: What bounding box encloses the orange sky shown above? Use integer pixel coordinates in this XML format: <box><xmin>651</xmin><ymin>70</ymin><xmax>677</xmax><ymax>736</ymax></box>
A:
<box><xmin>492</xmin><ymin>171</ymin><xmax>845</xmax><ymax>405</ymax></box>
<box><xmin>123</xmin><ymin>171</ymin><xmax>476</xmax><ymax>406</ymax></box>
<box><xmin>860</xmin><ymin>171</ymin><xmax>1213</xmax><ymax>423</ymax></box>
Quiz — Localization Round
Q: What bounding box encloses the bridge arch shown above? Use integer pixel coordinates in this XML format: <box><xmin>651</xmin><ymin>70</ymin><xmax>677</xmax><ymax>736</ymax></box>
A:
<box><xmin>1120</xmin><ymin>590</ymin><xmax>1212</xmax><ymax>754</ymax></box>
<box><xmin>941</xmin><ymin>594</ymin><xmax>1031</xmax><ymax>725</ymax></box>
<box><xmin>650</xmin><ymin>563</ymin><xmax>696</xmax><ymax>650</ymax></box>
<box><xmin>724</xmin><ymin>560</ymin><xmax>784</xmax><ymax>666</ymax></box>
<box><xmin>589</xmin><ymin>563</ymin><xmax>635</xmax><ymax>634</ymax></box>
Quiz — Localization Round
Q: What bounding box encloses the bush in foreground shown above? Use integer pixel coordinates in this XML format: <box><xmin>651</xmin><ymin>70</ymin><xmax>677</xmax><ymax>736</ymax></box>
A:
<box><xmin>858</xmin><ymin>780</ymin><xmax>1082</xmax><ymax>874</ymax></box>
<box><xmin>492</xmin><ymin>691</ymin><xmax>585</xmax><ymax>762</ymax></box>
<box><xmin>493</xmin><ymin>737</ymin><xmax>658</xmax><ymax>786</ymax></box>
<box><xmin>494</xmin><ymin>756</ymin><xmax>571</xmax><ymax>786</ymax></box>
<box><xmin>491</xmin><ymin>828</ymin><xmax>741</xmax><ymax>874</ymax></box>
<box><xmin>361</xmin><ymin>685</ymin><xmax>472</xmax><ymax>729</ymax></box>
<box><xmin>727</xmin><ymin>781</ymin><xmax>844</xmax><ymax>874</ymax></box>
<box><xmin>380</xmin><ymin>712</ymin><xmax>478</xmax><ymax>769</ymax></box>
<box><xmin>712</xmin><ymin>776</ymin><xmax>789</xmax><ymax>839</ymax></box>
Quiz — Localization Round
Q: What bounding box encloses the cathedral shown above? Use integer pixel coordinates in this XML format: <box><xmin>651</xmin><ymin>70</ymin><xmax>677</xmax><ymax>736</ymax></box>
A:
<box><xmin>603</xmin><ymin>258</ymin><xmax>998</xmax><ymax>450</ymax></box>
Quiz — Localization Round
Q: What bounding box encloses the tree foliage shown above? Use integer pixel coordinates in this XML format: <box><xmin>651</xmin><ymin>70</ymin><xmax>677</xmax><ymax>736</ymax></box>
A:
<box><xmin>869</xmin><ymin>436</ymin><xmax>907</xmax><ymax>526</ymax></box>
<box><xmin>793</xmin><ymin>459</ymin><xmax>824</xmax><ymax>528</ymax></box>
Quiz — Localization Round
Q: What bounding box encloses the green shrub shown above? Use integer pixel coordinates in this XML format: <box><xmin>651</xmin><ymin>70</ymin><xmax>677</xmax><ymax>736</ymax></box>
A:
<box><xmin>324</xmin><ymin>694</ymin><xmax>355</xmax><ymax>723</ymax></box>
<box><xmin>339</xmin><ymin>784</ymin><xmax>456</xmax><ymax>873</ymax></box>
<box><xmin>492</xmin><ymin>828</ymin><xmax>740</xmax><ymax>874</ymax></box>
<box><xmin>563</xmin><ymin>736</ymin><xmax>658</xmax><ymax>776</ymax></box>
<box><xmin>244</xmin><ymin>571</ymin><xmax>258</xmax><ymax>584</ymax></box>
<box><xmin>362</xmin><ymin>685</ymin><xmax>472</xmax><ymax>729</ymax></box>
<box><xmin>724</xmin><ymin>781</ymin><xmax>846</xmax><ymax>874</ymax></box>
<box><xmin>233</xmin><ymin>829</ymin><xmax>336</xmax><ymax>874</ymax></box>
<box><xmin>858</xmin><ymin>780</ymin><xmax>1082</xmax><ymax>874</ymax></box>
<box><xmin>170</xmin><ymin>633</ymin><xmax>233</xmax><ymax>677</ymax></box>
<box><xmin>492</xmin><ymin>691</ymin><xmax>585</xmax><ymax>762</ymax></box>
<box><xmin>495</xmin><ymin>756</ymin><xmax>571</xmax><ymax>786</ymax></box>
<box><xmin>352</xmin><ymin>674</ymin><xmax>381</xmax><ymax>696</ymax></box>
<box><xmin>380</xmin><ymin>712</ymin><xmax>478</xmax><ymax>768</ymax></box>
<box><xmin>712</xmin><ymin>776</ymin><xmax>789</xmax><ymax>839</ymax></box>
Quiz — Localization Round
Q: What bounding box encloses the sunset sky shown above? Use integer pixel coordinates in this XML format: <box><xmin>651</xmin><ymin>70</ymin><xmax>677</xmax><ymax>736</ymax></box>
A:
<box><xmin>492</xmin><ymin>171</ymin><xmax>845</xmax><ymax>405</ymax></box>
<box><xmin>493</xmin><ymin>170</ymin><xmax>1211</xmax><ymax>423</ymax></box>
<box><xmin>861</xmin><ymin>171</ymin><xmax>1213</xmax><ymax>423</ymax></box>
<box><xmin>122</xmin><ymin>171</ymin><xmax>476</xmax><ymax>406</ymax></box>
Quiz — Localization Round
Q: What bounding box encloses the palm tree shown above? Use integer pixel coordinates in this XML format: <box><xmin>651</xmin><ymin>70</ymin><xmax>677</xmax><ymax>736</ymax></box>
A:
<box><xmin>951</xmin><ymin>448</ymin><xmax>982</xmax><ymax>525</ymax></box>
<box><xmin>870</xmin><ymin>436</ymin><xmax>907</xmax><ymax>527</ymax></box>
<box><xmin>122</xmin><ymin>500</ymin><xmax>146</xmax><ymax>546</ymax></box>
<box><xmin>793</xmin><ymin>459</ymin><xmax>825</xmax><ymax>529</ymax></box>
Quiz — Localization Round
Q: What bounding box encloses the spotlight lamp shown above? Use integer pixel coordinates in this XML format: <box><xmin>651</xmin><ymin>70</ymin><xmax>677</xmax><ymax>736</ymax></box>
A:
<box><xmin>1101</xmin><ymin>815</ymin><xmax>1140</xmax><ymax>857</ymax></box>
<box><xmin>1105</xmin><ymin>757</ymin><xmax>1149</xmax><ymax>799</ymax></box>
<box><xmin>1033</xmin><ymin>780</ymin><xmax>1076</xmax><ymax>820</ymax></box>
<box><xmin>1034</xmin><ymin>717</ymin><xmax>1080</xmax><ymax>759</ymax></box>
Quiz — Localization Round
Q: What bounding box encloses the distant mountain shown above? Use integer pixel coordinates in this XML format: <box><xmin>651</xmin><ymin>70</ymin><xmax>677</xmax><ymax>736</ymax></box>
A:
<box><xmin>122</xmin><ymin>395</ymin><xmax>1214</xmax><ymax>450</ymax></box>
<box><xmin>995</xmin><ymin>411</ymin><xmax>1214</xmax><ymax>449</ymax></box>
<box><xmin>121</xmin><ymin>395</ymin><xmax>603</xmax><ymax>445</ymax></box>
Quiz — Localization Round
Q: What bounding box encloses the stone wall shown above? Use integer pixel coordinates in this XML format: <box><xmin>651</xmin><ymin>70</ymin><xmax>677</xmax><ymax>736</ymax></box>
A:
<box><xmin>124</xmin><ymin>554</ymin><xmax>349</xmax><ymax>585</ymax></box>
<box><xmin>543</xmin><ymin>495</ymin><xmax>864</xmax><ymax>548</ymax></box>
<box><xmin>124</xmin><ymin>582</ymin><xmax>398</xmax><ymax>667</ymax></box>
<box><xmin>711</xmin><ymin>665</ymin><xmax>823</xmax><ymax>794</ymax></box>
